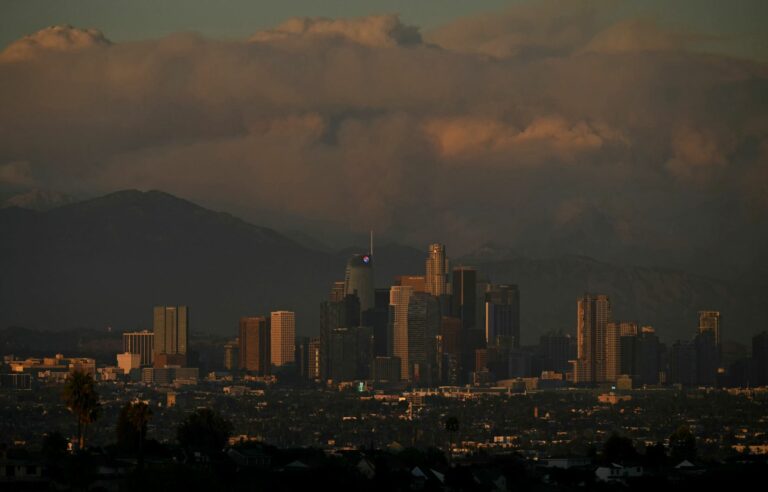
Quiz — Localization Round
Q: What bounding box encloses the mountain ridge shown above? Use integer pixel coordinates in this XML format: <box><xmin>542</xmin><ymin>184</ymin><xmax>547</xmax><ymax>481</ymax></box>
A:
<box><xmin>0</xmin><ymin>189</ymin><xmax>763</xmax><ymax>344</ymax></box>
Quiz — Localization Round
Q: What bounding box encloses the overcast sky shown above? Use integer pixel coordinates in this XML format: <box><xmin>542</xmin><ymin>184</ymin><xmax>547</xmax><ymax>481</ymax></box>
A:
<box><xmin>1</xmin><ymin>0</ymin><xmax>766</xmax><ymax>273</ymax></box>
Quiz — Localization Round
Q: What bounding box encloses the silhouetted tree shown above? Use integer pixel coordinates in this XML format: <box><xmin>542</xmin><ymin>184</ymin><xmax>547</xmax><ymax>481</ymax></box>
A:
<box><xmin>41</xmin><ymin>431</ymin><xmax>68</xmax><ymax>463</ymax></box>
<box><xmin>177</xmin><ymin>408</ymin><xmax>233</xmax><ymax>453</ymax></box>
<box><xmin>117</xmin><ymin>401</ymin><xmax>153</xmax><ymax>467</ymax></box>
<box><xmin>669</xmin><ymin>425</ymin><xmax>697</xmax><ymax>463</ymax></box>
<box><xmin>62</xmin><ymin>370</ymin><xmax>101</xmax><ymax>450</ymax></box>
<box><xmin>603</xmin><ymin>432</ymin><xmax>638</xmax><ymax>464</ymax></box>
<box><xmin>644</xmin><ymin>442</ymin><xmax>667</xmax><ymax>468</ymax></box>
<box><xmin>444</xmin><ymin>416</ymin><xmax>459</xmax><ymax>460</ymax></box>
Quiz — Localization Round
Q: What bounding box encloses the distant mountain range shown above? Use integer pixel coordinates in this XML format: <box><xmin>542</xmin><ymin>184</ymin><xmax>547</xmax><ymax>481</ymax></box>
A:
<box><xmin>0</xmin><ymin>190</ymin><xmax>764</xmax><ymax>344</ymax></box>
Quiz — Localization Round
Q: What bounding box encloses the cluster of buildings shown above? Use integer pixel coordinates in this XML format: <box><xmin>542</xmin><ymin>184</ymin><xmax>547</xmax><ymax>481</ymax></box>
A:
<box><xmin>6</xmin><ymin>242</ymin><xmax>767</xmax><ymax>392</ymax></box>
<box><xmin>107</xmin><ymin>242</ymin><xmax>768</xmax><ymax>391</ymax></box>
<box><xmin>118</xmin><ymin>306</ymin><xmax>198</xmax><ymax>384</ymax></box>
<box><xmin>306</xmin><ymin>244</ymin><xmax>525</xmax><ymax>387</ymax></box>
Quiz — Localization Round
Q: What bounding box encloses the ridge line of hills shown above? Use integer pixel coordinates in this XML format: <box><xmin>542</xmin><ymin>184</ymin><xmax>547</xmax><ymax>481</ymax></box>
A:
<box><xmin>0</xmin><ymin>189</ymin><xmax>763</xmax><ymax>345</ymax></box>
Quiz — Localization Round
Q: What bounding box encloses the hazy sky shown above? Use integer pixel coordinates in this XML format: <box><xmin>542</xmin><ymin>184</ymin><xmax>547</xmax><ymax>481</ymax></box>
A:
<box><xmin>1</xmin><ymin>0</ymin><xmax>766</xmax><ymax>274</ymax></box>
<box><xmin>2</xmin><ymin>0</ymin><xmax>766</xmax><ymax>61</ymax></box>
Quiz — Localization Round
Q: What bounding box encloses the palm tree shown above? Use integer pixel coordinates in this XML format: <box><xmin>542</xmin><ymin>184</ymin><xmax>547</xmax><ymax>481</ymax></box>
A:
<box><xmin>127</xmin><ymin>401</ymin><xmax>152</xmax><ymax>468</ymax></box>
<box><xmin>445</xmin><ymin>416</ymin><xmax>459</xmax><ymax>461</ymax></box>
<box><xmin>62</xmin><ymin>370</ymin><xmax>101</xmax><ymax>451</ymax></box>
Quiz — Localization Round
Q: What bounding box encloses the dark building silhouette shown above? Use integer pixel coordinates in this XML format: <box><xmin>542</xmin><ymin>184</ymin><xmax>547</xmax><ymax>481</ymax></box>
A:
<box><xmin>153</xmin><ymin>305</ymin><xmax>188</xmax><ymax>366</ymax></box>
<box><xmin>695</xmin><ymin>331</ymin><xmax>718</xmax><ymax>386</ymax></box>
<box><xmin>538</xmin><ymin>332</ymin><xmax>575</xmax><ymax>374</ymax></box>
<box><xmin>574</xmin><ymin>294</ymin><xmax>612</xmax><ymax>383</ymax></box>
<box><xmin>406</xmin><ymin>291</ymin><xmax>441</xmax><ymax>385</ymax></box>
<box><xmin>372</xmin><ymin>288</ymin><xmax>390</xmax><ymax>356</ymax></box>
<box><xmin>295</xmin><ymin>336</ymin><xmax>310</xmax><ymax>380</ymax></box>
<box><xmin>670</xmin><ymin>339</ymin><xmax>697</xmax><ymax>386</ymax></box>
<box><xmin>754</xmin><ymin>331</ymin><xmax>768</xmax><ymax>386</ymax></box>
<box><xmin>484</xmin><ymin>284</ymin><xmax>521</xmax><ymax>348</ymax></box>
<box><xmin>319</xmin><ymin>293</ymin><xmax>360</xmax><ymax>379</ymax></box>
<box><xmin>451</xmin><ymin>267</ymin><xmax>477</xmax><ymax>331</ymax></box>
<box><xmin>373</xmin><ymin>356</ymin><xmax>402</xmax><ymax>383</ymax></box>
<box><xmin>239</xmin><ymin>316</ymin><xmax>270</xmax><ymax>375</ymax></box>
<box><xmin>123</xmin><ymin>330</ymin><xmax>155</xmax><ymax>367</ymax></box>
<box><xmin>619</xmin><ymin>327</ymin><xmax>663</xmax><ymax>385</ymax></box>
<box><xmin>344</xmin><ymin>254</ymin><xmax>374</xmax><ymax>313</ymax></box>
<box><xmin>328</xmin><ymin>326</ymin><xmax>373</xmax><ymax>381</ymax></box>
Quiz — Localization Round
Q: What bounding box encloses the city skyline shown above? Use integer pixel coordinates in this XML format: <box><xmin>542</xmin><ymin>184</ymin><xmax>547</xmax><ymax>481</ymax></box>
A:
<box><xmin>1</xmin><ymin>2</ymin><xmax>766</xmax><ymax>486</ymax></box>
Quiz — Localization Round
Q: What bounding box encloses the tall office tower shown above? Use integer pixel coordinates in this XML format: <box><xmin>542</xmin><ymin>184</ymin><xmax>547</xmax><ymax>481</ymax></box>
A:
<box><xmin>606</xmin><ymin>322</ymin><xmax>637</xmax><ymax>382</ymax></box>
<box><xmin>319</xmin><ymin>294</ymin><xmax>360</xmax><ymax>379</ymax></box>
<box><xmin>484</xmin><ymin>284</ymin><xmax>521</xmax><ymax>348</ymax></box>
<box><xmin>123</xmin><ymin>330</ymin><xmax>155</xmax><ymax>366</ymax></box>
<box><xmin>698</xmin><ymin>311</ymin><xmax>721</xmax><ymax>348</ymax></box>
<box><xmin>239</xmin><ymin>316</ymin><xmax>270</xmax><ymax>375</ymax></box>
<box><xmin>223</xmin><ymin>339</ymin><xmax>239</xmax><ymax>372</ymax></box>
<box><xmin>695</xmin><ymin>330</ymin><xmax>718</xmax><ymax>386</ymax></box>
<box><xmin>308</xmin><ymin>337</ymin><xmax>321</xmax><ymax>380</ymax></box>
<box><xmin>329</xmin><ymin>281</ymin><xmax>346</xmax><ymax>302</ymax></box>
<box><xmin>294</xmin><ymin>336</ymin><xmax>310</xmax><ymax>380</ymax></box>
<box><xmin>344</xmin><ymin>254</ymin><xmax>374</xmax><ymax>313</ymax></box>
<box><xmin>637</xmin><ymin>327</ymin><xmax>662</xmax><ymax>385</ymax></box>
<box><xmin>395</xmin><ymin>275</ymin><xmax>427</xmax><ymax>292</ymax></box>
<box><xmin>538</xmin><ymin>332</ymin><xmax>574</xmax><ymax>374</ymax></box>
<box><xmin>475</xmin><ymin>278</ymin><xmax>491</xmax><ymax>334</ymax></box>
<box><xmin>389</xmin><ymin>285</ymin><xmax>414</xmax><ymax>380</ymax></box>
<box><xmin>752</xmin><ymin>331</ymin><xmax>768</xmax><ymax>386</ymax></box>
<box><xmin>426</xmin><ymin>243</ymin><xmax>448</xmax><ymax>296</ymax></box>
<box><xmin>451</xmin><ymin>267</ymin><xmax>477</xmax><ymax>331</ymax></box>
<box><xmin>153</xmin><ymin>306</ymin><xmax>188</xmax><ymax>365</ymax></box>
<box><xmin>574</xmin><ymin>294</ymin><xmax>612</xmax><ymax>383</ymax></box>
<box><xmin>270</xmin><ymin>311</ymin><xmax>296</xmax><ymax>368</ymax></box>
<box><xmin>606</xmin><ymin>323</ymin><xmax>620</xmax><ymax>382</ymax></box>
<box><xmin>328</xmin><ymin>326</ymin><xmax>374</xmax><ymax>381</ymax></box>
<box><xmin>373</xmin><ymin>356</ymin><xmax>402</xmax><ymax>383</ymax></box>
<box><xmin>670</xmin><ymin>339</ymin><xmax>697</xmax><ymax>385</ymax></box>
<box><xmin>372</xmin><ymin>288</ymin><xmax>391</xmax><ymax>356</ymax></box>
<box><xmin>406</xmin><ymin>291</ymin><xmax>441</xmax><ymax>385</ymax></box>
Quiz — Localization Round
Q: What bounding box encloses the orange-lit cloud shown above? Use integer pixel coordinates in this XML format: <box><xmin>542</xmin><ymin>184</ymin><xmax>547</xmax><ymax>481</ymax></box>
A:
<box><xmin>0</xmin><ymin>25</ymin><xmax>110</xmax><ymax>62</ymax></box>
<box><xmin>0</xmin><ymin>6</ymin><xmax>766</xmax><ymax>269</ymax></box>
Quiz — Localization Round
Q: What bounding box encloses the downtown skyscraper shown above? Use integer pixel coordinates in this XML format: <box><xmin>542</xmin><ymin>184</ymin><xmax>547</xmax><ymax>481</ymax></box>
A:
<box><xmin>153</xmin><ymin>306</ymin><xmax>188</xmax><ymax>366</ymax></box>
<box><xmin>239</xmin><ymin>316</ymin><xmax>270</xmax><ymax>375</ymax></box>
<box><xmin>270</xmin><ymin>310</ymin><xmax>296</xmax><ymax>368</ymax></box>
<box><xmin>451</xmin><ymin>266</ymin><xmax>477</xmax><ymax>331</ymax></box>
<box><xmin>123</xmin><ymin>330</ymin><xmax>155</xmax><ymax>366</ymax></box>
<box><xmin>574</xmin><ymin>294</ymin><xmax>612</xmax><ymax>383</ymax></box>
<box><xmin>344</xmin><ymin>254</ymin><xmax>374</xmax><ymax>313</ymax></box>
<box><xmin>389</xmin><ymin>285</ymin><xmax>413</xmax><ymax>380</ymax></box>
<box><xmin>425</xmin><ymin>243</ymin><xmax>448</xmax><ymax>296</ymax></box>
<box><xmin>484</xmin><ymin>284</ymin><xmax>521</xmax><ymax>348</ymax></box>
<box><xmin>698</xmin><ymin>310</ymin><xmax>722</xmax><ymax>348</ymax></box>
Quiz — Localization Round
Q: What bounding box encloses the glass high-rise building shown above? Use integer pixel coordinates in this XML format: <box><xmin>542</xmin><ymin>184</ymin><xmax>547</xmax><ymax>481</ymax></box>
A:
<box><xmin>153</xmin><ymin>306</ymin><xmax>188</xmax><ymax>362</ymax></box>
<box><xmin>270</xmin><ymin>310</ymin><xmax>296</xmax><ymax>368</ymax></box>
<box><xmin>406</xmin><ymin>291</ymin><xmax>441</xmax><ymax>385</ymax></box>
<box><xmin>698</xmin><ymin>311</ymin><xmax>721</xmax><ymax>347</ymax></box>
<box><xmin>344</xmin><ymin>254</ymin><xmax>374</xmax><ymax>313</ymax></box>
<box><xmin>389</xmin><ymin>285</ymin><xmax>414</xmax><ymax>380</ymax></box>
<box><xmin>484</xmin><ymin>284</ymin><xmax>520</xmax><ymax>348</ymax></box>
<box><xmin>239</xmin><ymin>316</ymin><xmax>270</xmax><ymax>375</ymax></box>
<box><xmin>123</xmin><ymin>330</ymin><xmax>155</xmax><ymax>366</ymax></box>
<box><xmin>426</xmin><ymin>243</ymin><xmax>448</xmax><ymax>296</ymax></box>
<box><xmin>574</xmin><ymin>294</ymin><xmax>612</xmax><ymax>383</ymax></box>
<box><xmin>451</xmin><ymin>267</ymin><xmax>477</xmax><ymax>330</ymax></box>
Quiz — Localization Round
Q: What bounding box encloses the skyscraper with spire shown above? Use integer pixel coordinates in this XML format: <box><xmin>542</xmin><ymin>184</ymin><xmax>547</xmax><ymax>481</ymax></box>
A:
<box><xmin>344</xmin><ymin>253</ymin><xmax>374</xmax><ymax>313</ymax></box>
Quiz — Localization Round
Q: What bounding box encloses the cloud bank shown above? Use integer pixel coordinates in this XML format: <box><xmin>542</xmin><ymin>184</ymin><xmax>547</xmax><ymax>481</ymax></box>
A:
<box><xmin>0</xmin><ymin>8</ymin><xmax>766</xmax><ymax>276</ymax></box>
